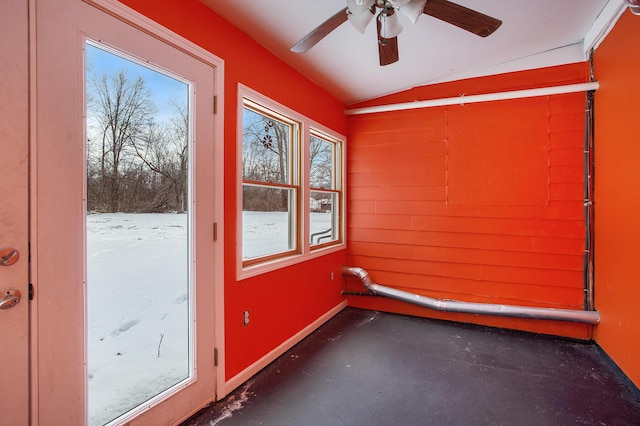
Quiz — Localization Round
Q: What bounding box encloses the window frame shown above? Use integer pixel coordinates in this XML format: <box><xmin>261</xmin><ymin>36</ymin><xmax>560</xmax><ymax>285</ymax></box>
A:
<box><xmin>241</xmin><ymin>99</ymin><xmax>301</xmax><ymax>266</ymax></box>
<box><xmin>237</xmin><ymin>85</ymin><xmax>346</xmax><ymax>279</ymax></box>
<box><xmin>309</xmin><ymin>130</ymin><xmax>343</xmax><ymax>250</ymax></box>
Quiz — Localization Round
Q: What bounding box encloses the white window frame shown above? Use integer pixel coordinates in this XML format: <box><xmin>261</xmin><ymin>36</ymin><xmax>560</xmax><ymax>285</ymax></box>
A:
<box><xmin>237</xmin><ymin>84</ymin><xmax>346</xmax><ymax>280</ymax></box>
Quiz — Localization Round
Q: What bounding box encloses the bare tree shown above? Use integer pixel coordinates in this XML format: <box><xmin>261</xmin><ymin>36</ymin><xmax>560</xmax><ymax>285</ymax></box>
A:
<box><xmin>242</xmin><ymin>109</ymin><xmax>290</xmax><ymax>183</ymax></box>
<box><xmin>309</xmin><ymin>136</ymin><xmax>334</xmax><ymax>213</ymax></box>
<box><xmin>131</xmin><ymin>100</ymin><xmax>189</xmax><ymax>212</ymax></box>
<box><xmin>87</xmin><ymin>70</ymin><xmax>155</xmax><ymax>212</ymax></box>
<box><xmin>310</xmin><ymin>136</ymin><xmax>333</xmax><ymax>189</ymax></box>
<box><xmin>242</xmin><ymin>109</ymin><xmax>291</xmax><ymax>211</ymax></box>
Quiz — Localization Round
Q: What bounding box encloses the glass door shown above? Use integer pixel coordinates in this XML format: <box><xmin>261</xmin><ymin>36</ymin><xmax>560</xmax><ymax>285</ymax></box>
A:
<box><xmin>34</xmin><ymin>1</ymin><xmax>222</xmax><ymax>424</ymax></box>
<box><xmin>85</xmin><ymin>41</ymin><xmax>193</xmax><ymax>425</ymax></box>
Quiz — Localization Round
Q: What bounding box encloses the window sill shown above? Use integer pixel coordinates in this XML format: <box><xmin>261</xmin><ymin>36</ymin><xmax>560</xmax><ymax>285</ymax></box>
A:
<box><xmin>237</xmin><ymin>242</ymin><xmax>346</xmax><ymax>281</ymax></box>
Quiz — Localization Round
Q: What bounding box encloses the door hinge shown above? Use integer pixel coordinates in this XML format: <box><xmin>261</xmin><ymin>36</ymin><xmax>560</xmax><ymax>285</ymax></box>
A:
<box><xmin>213</xmin><ymin>222</ymin><xmax>218</xmax><ymax>241</ymax></box>
<box><xmin>214</xmin><ymin>348</ymin><xmax>218</xmax><ymax>366</ymax></box>
<box><xmin>213</xmin><ymin>95</ymin><xmax>218</xmax><ymax>114</ymax></box>
<box><xmin>29</xmin><ymin>283</ymin><xmax>34</xmax><ymax>300</ymax></box>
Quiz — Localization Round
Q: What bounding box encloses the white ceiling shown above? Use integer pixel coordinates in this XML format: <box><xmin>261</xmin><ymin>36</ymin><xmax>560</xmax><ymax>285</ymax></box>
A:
<box><xmin>201</xmin><ymin>0</ymin><xmax>622</xmax><ymax>104</ymax></box>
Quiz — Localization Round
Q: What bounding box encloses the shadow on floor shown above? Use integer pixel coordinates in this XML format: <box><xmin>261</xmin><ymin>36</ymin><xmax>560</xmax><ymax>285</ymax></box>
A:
<box><xmin>184</xmin><ymin>308</ymin><xmax>640</xmax><ymax>426</ymax></box>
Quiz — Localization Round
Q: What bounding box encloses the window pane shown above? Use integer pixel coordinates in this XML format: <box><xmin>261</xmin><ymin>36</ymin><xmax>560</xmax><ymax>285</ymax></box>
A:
<box><xmin>85</xmin><ymin>42</ymin><xmax>191</xmax><ymax>425</ymax></box>
<box><xmin>310</xmin><ymin>135</ymin><xmax>333</xmax><ymax>189</ymax></box>
<box><xmin>242</xmin><ymin>107</ymin><xmax>290</xmax><ymax>184</ymax></box>
<box><xmin>243</xmin><ymin>185</ymin><xmax>295</xmax><ymax>259</ymax></box>
<box><xmin>310</xmin><ymin>191</ymin><xmax>337</xmax><ymax>245</ymax></box>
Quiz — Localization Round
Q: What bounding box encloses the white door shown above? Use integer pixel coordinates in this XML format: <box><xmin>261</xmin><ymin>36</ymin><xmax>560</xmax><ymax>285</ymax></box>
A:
<box><xmin>0</xmin><ymin>0</ymin><xmax>30</xmax><ymax>424</ymax></box>
<box><xmin>33</xmin><ymin>0</ymin><xmax>222</xmax><ymax>424</ymax></box>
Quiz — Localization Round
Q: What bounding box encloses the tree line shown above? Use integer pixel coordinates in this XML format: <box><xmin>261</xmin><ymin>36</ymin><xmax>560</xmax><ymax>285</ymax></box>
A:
<box><xmin>86</xmin><ymin>69</ymin><xmax>188</xmax><ymax>213</ymax></box>
<box><xmin>87</xmin><ymin>67</ymin><xmax>334</xmax><ymax>215</ymax></box>
<box><xmin>242</xmin><ymin>108</ymin><xmax>334</xmax><ymax>212</ymax></box>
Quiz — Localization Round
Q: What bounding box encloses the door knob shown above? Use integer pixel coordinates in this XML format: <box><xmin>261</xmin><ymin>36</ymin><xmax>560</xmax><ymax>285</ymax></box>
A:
<box><xmin>0</xmin><ymin>289</ymin><xmax>21</xmax><ymax>310</ymax></box>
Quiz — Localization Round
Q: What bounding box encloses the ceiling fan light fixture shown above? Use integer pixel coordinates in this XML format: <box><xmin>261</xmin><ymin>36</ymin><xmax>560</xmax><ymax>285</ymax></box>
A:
<box><xmin>398</xmin><ymin>0</ymin><xmax>428</xmax><ymax>24</ymax></box>
<box><xmin>347</xmin><ymin>8</ymin><xmax>375</xmax><ymax>33</ymax></box>
<box><xmin>388</xmin><ymin>0</ymin><xmax>411</xmax><ymax>6</ymax></box>
<box><xmin>624</xmin><ymin>0</ymin><xmax>640</xmax><ymax>15</ymax></box>
<box><xmin>346</xmin><ymin>0</ymin><xmax>375</xmax><ymax>15</ymax></box>
<box><xmin>379</xmin><ymin>9</ymin><xmax>403</xmax><ymax>39</ymax></box>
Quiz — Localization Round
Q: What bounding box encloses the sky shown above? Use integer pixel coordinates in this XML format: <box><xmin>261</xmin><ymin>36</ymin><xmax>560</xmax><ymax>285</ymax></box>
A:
<box><xmin>85</xmin><ymin>41</ymin><xmax>189</xmax><ymax>122</ymax></box>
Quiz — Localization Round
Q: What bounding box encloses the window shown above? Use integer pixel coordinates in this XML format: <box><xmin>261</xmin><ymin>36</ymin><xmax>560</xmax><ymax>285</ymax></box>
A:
<box><xmin>309</xmin><ymin>132</ymin><xmax>341</xmax><ymax>248</ymax></box>
<box><xmin>239</xmin><ymin>86</ymin><xmax>345</xmax><ymax>277</ymax></box>
<box><xmin>241</xmin><ymin>99</ymin><xmax>300</xmax><ymax>264</ymax></box>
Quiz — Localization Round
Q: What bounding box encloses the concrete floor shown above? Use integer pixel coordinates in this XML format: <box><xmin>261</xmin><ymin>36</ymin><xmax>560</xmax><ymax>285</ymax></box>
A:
<box><xmin>184</xmin><ymin>308</ymin><xmax>640</xmax><ymax>426</ymax></box>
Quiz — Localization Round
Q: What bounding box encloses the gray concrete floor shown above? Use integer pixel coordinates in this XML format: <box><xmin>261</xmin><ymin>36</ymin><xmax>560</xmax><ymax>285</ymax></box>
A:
<box><xmin>184</xmin><ymin>308</ymin><xmax>640</xmax><ymax>425</ymax></box>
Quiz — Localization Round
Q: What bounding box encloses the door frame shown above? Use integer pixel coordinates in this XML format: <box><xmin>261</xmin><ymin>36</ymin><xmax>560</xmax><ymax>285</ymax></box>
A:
<box><xmin>82</xmin><ymin>0</ymin><xmax>227</xmax><ymax>398</ymax></box>
<box><xmin>30</xmin><ymin>0</ymin><xmax>226</xmax><ymax>423</ymax></box>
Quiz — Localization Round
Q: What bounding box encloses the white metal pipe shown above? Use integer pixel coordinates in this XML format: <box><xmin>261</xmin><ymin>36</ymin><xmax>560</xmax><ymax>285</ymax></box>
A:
<box><xmin>344</xmin><ymin>82</ymin><xmax>600</xmax><ymax>115</ymax></box>
<box><xmin>342</xmin><ymin>266</ymin><xmax>600</xmax><ymax>324</ymax></box>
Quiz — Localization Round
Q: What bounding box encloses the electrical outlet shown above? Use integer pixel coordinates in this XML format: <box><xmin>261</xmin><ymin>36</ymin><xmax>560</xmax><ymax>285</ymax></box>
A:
<box><xmin>330</xmin><ymin>271</ymin><xmax>334</xmax><ymax>281</ymax></box>
<box><xmin>243</xmin><ymin>310</ymin><xmax>250</xmax><ymax>326</ymax></box>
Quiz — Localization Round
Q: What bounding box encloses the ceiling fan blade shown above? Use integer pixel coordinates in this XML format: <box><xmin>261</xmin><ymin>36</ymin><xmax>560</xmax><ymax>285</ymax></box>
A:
<box><xmin>291</xmin><ymin>7</ymin><xmax>349</xmax><ymax>53</ymax></box>
<box><xmin>423</xmin><ymin>0</ymin><xmax>502</xmax><ymax>38</ymax></box>
<box><xmin>377</xmin><ymin>18</ymin><xmax>399</xmax><ymax>66</ymax></box>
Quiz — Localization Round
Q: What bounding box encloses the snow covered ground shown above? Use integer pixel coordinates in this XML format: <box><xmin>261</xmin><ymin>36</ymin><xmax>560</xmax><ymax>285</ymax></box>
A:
<box><xmin>87</xmin><ymin>213</ymin><xmax>190</xmax><ymax>425</ymax></box>
<box><xmin>87</xmin><ymin>211</ymin><xmax>333</xmax><ymax>424</ymax></box>
<box><xmin>243</xmin><ymin>211</ymin><xmax>333</xmax><ymax>258</ymax></box>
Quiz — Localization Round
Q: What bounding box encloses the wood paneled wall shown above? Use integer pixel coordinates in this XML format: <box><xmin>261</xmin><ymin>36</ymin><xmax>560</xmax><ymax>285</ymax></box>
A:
<box><xmin>346</xmin><ymin>68</ymin><xmax>592</xmax><ymax>338</ymax></box>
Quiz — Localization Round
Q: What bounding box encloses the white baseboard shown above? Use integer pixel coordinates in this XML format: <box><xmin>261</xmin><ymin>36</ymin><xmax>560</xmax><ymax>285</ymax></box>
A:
<box><xmin>223</xmin><ymin>300</ymin><xmax>348</xmax><ymax>396</ymax></box>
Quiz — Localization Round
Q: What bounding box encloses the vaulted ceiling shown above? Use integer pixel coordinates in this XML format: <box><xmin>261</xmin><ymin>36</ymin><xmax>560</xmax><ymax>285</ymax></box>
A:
<box><xmin>201</xmin><ymin>0</ymin><xmax>624</xmax><ymax>104</ymax></box>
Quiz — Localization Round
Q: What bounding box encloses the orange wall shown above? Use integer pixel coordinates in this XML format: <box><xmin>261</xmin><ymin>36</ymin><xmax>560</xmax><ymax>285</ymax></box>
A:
<box><xmin>346</xmin><ymin>64</ymin><xmax>593</xmax><ymax>339</ymax></box>
<box><xmin>593</xmin><ymin>10</ymin><xmax>640</xmax><ymax>388</ymax></box>
<box><xmin>119</xmin><ymin>0</ymin><xmax>347</xmax><ymax>380</ymax></box>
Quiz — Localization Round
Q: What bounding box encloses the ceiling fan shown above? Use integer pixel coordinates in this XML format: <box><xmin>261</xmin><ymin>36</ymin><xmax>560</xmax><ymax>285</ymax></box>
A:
<box><xmin>291</xmin><ymin>0</ymin><xmax>502</xmax><ymax>66</ymax></box>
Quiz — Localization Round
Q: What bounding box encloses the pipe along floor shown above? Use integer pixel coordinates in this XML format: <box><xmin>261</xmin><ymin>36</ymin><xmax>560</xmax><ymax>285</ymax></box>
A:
<box><xmin>184</xmin><ymin>308</ymin><xmax>640</xmax><ymax>425</ymax></box>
